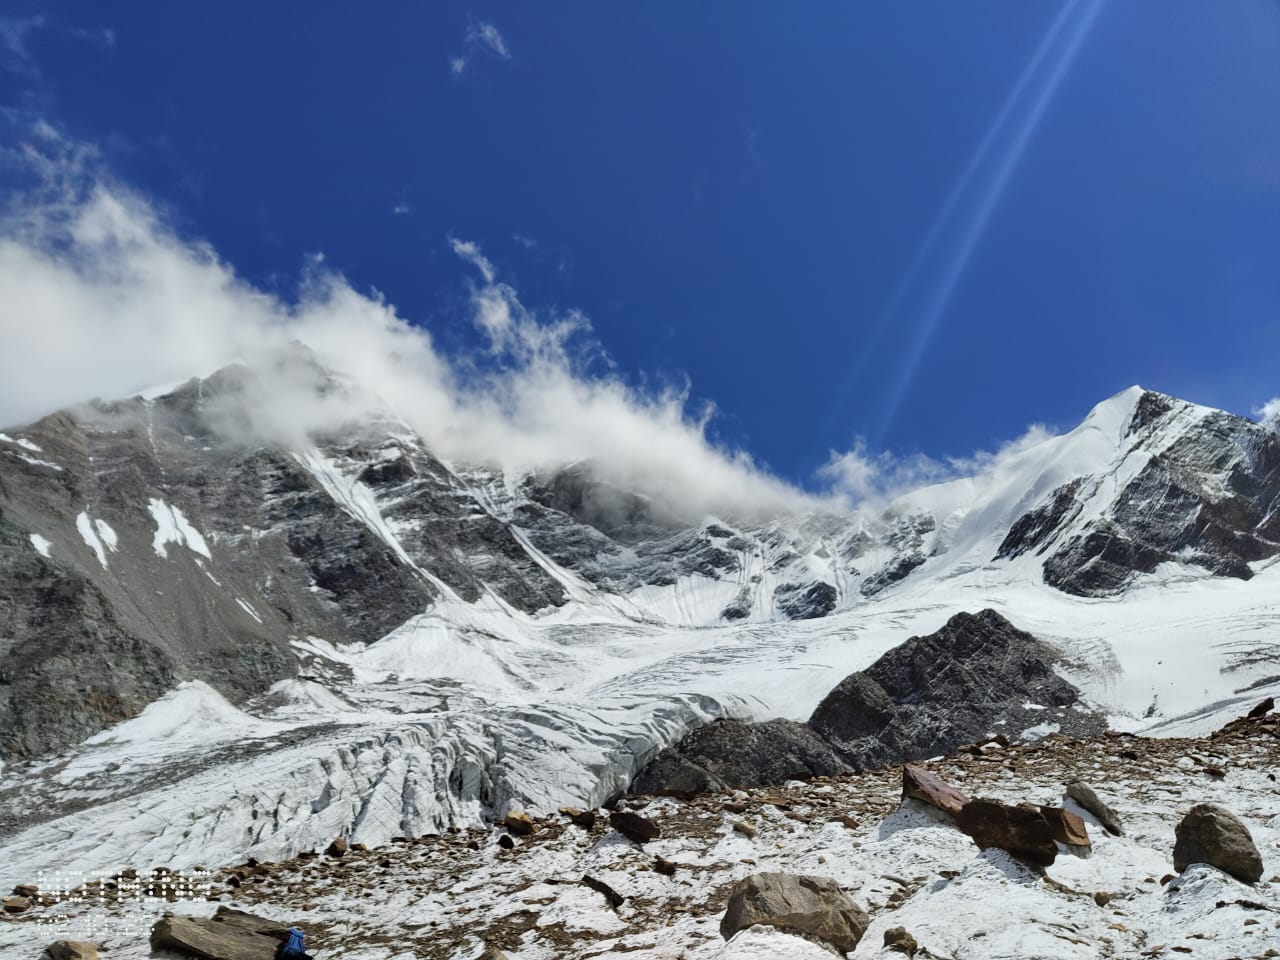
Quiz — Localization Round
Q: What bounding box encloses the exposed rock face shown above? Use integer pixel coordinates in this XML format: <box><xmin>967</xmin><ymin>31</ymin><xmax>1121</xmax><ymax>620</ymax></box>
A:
<box><xmin>955</xmin><ymin>800</ymin><xmax>1059</xmax><ymax>868</ymax></box>
<box><xmin>149</xmin><ymin>906</ymin><xmax>294</xmax><ymax>960</ymax></box>
<box><xmin>1008</xmin><ymin>393</ymin><xmax>1280</xmax><ymax>596</ymax></box>
<box><xmin>629</xmin><ymin>719</ymin><xmax>852</xmax><ymax>794</ymax></box>
<box><xmin>1173</xmin><ymin>803</ymin><xmax>1263</xmax><ymax>883</ymax></box>
<box><xmin>719</xmin><ymin>872</ymin><xmax>869</xmax><ymax>953</ymax></box>
<box><xmin>632</xmin><ymin>610</ymin><xmax>1099</xmax><ymax>794</ymax></box>
<box><xmin>810</xmin><ymin>609</ymin><xmax>1101</xmax><ymax>769</ymax></box>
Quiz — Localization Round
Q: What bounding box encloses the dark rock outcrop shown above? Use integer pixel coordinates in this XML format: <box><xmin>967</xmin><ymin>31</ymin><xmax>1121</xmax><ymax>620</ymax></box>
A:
<box><xmin>720</xmin><ymin>872</ymin><xmax>869</xmax><ymax>953</ymax></box>
<box><xmin>810</xmin><ymin>609</ymin><xmax>1101</xmax><ymax>769</ymax></box>
<box><xmin>632</xmin><ymin>610</ymin><xmax>1099</xmax><ymax>794</ymax></box>
<box><xmin>629</xmin><ymin>719</ymin><xmax>852</xmax><ymax>794</ymax></box>
<box><xmin>1173</xmin><ymin>803</ymin><xmax>1263</xmax><ymax>883</ymax></box>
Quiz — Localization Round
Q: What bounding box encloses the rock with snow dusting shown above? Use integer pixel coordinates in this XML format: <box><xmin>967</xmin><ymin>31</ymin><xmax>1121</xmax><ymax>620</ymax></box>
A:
<box><xmin>810</xmin><ymin>609</ymin><xmax>1101</xmax><ymax>769</ymax></box>
<box><xmin>719</xmin><ymin>872</ymin><xmax>869</xmax><ymax>954</ymax></box>
<box><xmin>40</xmin><ymin>944</ymin><xmax>98</xmax><ymax>960</ymax></box>
<box><xmin>610</xmin><ymin>810</ymin><xmax>661</xmax><ymax>844</ymax></box>
<box><xmin>1173</xmin><ymin>803</ymin><xmax>1263</xmax><ymax>883</ymax></box>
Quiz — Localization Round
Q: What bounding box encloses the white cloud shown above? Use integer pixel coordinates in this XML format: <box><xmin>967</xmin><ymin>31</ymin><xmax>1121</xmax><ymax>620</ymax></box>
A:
<box><xmin>449</xmin><ymin>56</ymin><xmax>467</xmax><ymax>76</ymax></box>
<box><xmin>0</xmin><ymin>129</ymin><xmax>811</xmax><ymax>524</ymax></box>
<box><xmin>1255</xmin><ymin>397</ymin><xmax>1280</xmax><ymax>432</ymax></box>
<box><xmin>819</xmin><ymin>424</ymin><xmax>1056</xmax><ymax>507</ymax></box>
<box><xmin>392</xmin><ymin>202</ymin><xmax>411</xmax><ymax>216</ymax></box>
<box><xmin>467</xmin><ymin>22</ymin><xmax>511</xmax><ymax>60</ymax></box>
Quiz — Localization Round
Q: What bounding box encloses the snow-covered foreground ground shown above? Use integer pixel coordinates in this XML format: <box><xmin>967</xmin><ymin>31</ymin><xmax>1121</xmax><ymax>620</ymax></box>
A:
<box><xmin>1</xmin><ymin>552</ymin><xmax>1278</xmax><ymax>893</ymax></box>
<box><xmin>3</xmin><ymin>710</ymin><xmax>1277</xmax><ymax>959</ymax></box>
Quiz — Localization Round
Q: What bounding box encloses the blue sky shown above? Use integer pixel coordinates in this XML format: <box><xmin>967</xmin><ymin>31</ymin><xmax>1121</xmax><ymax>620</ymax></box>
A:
<box><xmin>2</xmin><ymin>2</ymin><xmax>1280</xmax><ymax>492</ymax></box>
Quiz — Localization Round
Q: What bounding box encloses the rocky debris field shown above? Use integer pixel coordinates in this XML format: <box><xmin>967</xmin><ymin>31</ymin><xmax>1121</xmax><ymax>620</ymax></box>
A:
<box><xmin>2</xmin><ymin>709</ymin><xmax>1278</xmax><ymax>960</ymax></box>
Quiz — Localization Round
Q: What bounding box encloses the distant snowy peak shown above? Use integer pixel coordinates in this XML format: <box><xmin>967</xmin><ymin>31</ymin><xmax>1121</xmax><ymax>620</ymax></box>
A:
<box><xmin>994</xmin><ymin>388</ymin><xmax>1280</xmax><ymax>595</ymax></box>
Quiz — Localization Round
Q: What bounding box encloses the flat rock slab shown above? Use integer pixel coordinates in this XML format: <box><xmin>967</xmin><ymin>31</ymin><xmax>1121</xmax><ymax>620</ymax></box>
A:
<box><xmin>956</xmin><ymin>799</ymin><xmax>1058</xmax><ymax>867</ymax></box>
<box><xmin>610</xmin><ymin>810</ymin><xmax>660</xmax><ymax>844</ymax></box>
<box><xmin>720</xmin><ymin>872</ymin><xmax>869</xmax><ymax>954</ymax></box>
<box><xmin>902</xmin><ymin>764</ymin><xmax>969</xmax><ymax>818</ymax></box>
<box><xmin>1066</xmin><ymin>781</ymin><xmax>1123</xmax><ymax>836</ymax></box>
<box><xmin>1174</xmin><ymin>803</ymin><xmax>1263</xmax><ymax>884</ymax></box>
<box><xmin>150</xmin><ymin>906</ymin><xmax>294</xmax><ymax>960</ymax></box>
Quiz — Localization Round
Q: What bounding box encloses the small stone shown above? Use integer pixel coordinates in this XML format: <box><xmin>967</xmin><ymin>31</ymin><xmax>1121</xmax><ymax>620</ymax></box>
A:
<box><xmin>1094</xmin><ymin>891</ymin><xmax>1111</xmax><ymax>907</ymax></box>
<box><xmin>2</xmin><ymin>896</ymin><xmax>30</xmax><ymax>914</ymax></box>
<box><xmin>839</xmin><ymin>814</ymin><xmax>860</xmax><ymax>830</ymax></box>
<box><xmin>478</xmin><ymin>946</ymin><xmax>509</xmax><ymax>960</ymax></box>
<box><xmin>498</xmin><ymin>834</ymin><xmax>515</xmax><ymax>850</ymax></box>
<box><xmin>733</xmin><ymin>821</ymin><xmax>757</xmax><ymax>839</ymax></box>
<box><xmin>325</xmin><ymin>837</ymin><xmax>348</xmax><ymax>858</ymax></box>
<box><xmin>13</xmin><ymin>884</ymin><xmax>38</xmax><ymax>898</ymax></box>
<box><xmin>1160</xmin><ymin>873</ymin><xmax>1175</xmax><ymax>886</ymax></box>
<box><xmin>503</xmin><ymin>811</ymin><xmax>535</xmax><ymax>836</ymax></box>
<box><xmin>884</xmin><ymin>926</ymin><xmax>919</xmax><ymax>956</ymax></box>
<box><xmin>581</xmin><ymin>874</ymin><xmax>625</xmax><ymax>909</ymax></box>
<box><xmin>1246</xmin><ymin>697</ymin><xmax>1274</xmax><ymax>720</ymax></box>
<box><xmin>654</xmin><ymin>856</ymin><xmax>677</xmax><ymax>876</ymax></box>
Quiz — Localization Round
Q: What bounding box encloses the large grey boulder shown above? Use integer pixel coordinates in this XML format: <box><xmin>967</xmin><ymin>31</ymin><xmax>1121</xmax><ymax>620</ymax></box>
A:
<box><xmin>1173</xmin><ymin>803</ymin><xmax>1263</xmax><ymax>883</ymax></box>
<box><xmin>720</xmin><ymin>872</ymin><xmax>869</xmax><ymax>954</ymax></box>
<box><xmin>149</xmin><ymin>906</ymin><xmax>294</xmax><ymax>960</ymax></box>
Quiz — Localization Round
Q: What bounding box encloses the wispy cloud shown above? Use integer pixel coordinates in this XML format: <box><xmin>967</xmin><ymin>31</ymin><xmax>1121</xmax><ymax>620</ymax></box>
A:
<box><xmin>467</xmin><ymin>22</ymin><xmax>511</xmax><ymax>60</ymax></box>
<box><xmin>392</xmin><ymin>201</ymin><xmax>411</xmax><ymax>216</ymax></box>
<box><xmin>819</xmin><ymin>424</ymin><xmax>1056</xmax><ymax>506</ymax></box>
<box><xmin>1255</xmin><ymin>397</ymin><xmax>1280</xmax><ymax>431</ymax></box>
<box><xmin>0</xmin><ymin>15</ymin><xmax>45</xmax><ymax>78</ymax></box>
<box><xmin>449</xmin><ymin>19</ymin><xmax>512</xmax><ymax>77</ymax></box>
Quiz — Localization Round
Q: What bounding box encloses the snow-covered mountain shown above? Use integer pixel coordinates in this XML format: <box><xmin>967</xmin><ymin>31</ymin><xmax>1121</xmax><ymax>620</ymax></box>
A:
<box><xmin>1</xmin><ymin>351</ymin><xmax>1277</xmax><ymax>889</ymax></box>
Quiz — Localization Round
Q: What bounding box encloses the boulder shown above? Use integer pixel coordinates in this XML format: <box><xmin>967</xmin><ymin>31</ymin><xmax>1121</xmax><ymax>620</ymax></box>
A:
<box><xmin>883</xmin><ymin>926</ymin><xmax>919</xmax><ymax>956</ymax></box>
<box><xmin>150</xmin><ymin>907</ymin><xmax>295</xmax><ymax>960</ymax></box>
<box><xmin>324</xmin><ymin>837</ymin><xmax>348</xmax><ymax>858</ymax></box>
<box><xmin>1065</xmin><ymin>781</ymin><xmax>1123</xmax><ymax>836</ymax></box>
<box><xmin>502</xmin><ymin>811</ymin><xmax>535</xmax><ymax>836</ymax></box>
<box><xmin>720</xmin><ymin>872</ymin><xmax>869</xmax><ymax>954</ymax></box>
<box><xmin>477</xmin><ymin>947</ymin><xmax>509</xmax><ymax>960</ymax></box>
<box><xmin>610</xmin><ymin>810</ymin><xmax>660</xmax><ymax>844</ymax></box>
<box><xmin>955</xmin><ymin>800</ymin><xmax>1058</xmax><ymax>868</ymax></box>
<box><xmin>41</xmin><ymin>944</ymin><xmax>98</xmax><ymax>960</ymax></box>
<box><xmin>1173</xmin><ymin>804</ymin><xmax>1263</xmax><ymax>883</ymax></box>
<box><xmin>901</xmin><ymin>764</ymin><xmax>969</xmax><ymax>818</ymax></box>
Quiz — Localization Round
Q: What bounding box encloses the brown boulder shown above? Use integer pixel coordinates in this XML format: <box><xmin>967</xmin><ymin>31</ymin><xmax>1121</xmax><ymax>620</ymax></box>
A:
<box><xmin>324</xmin><ymin>837</ymin><xmax>348</xmax><ymax>858</ymax></box>
<box><xmin>901</xmin><ymin>764</ymin><xmax>969</xmax><ymax>818</ymax></box>
<box><xmin>1246</xmin><ymin>696</ymin><xmax>1274</xmax><ymax>719</ymax></box>
<box><xmin>502</xmin><ymin>811</ymin><xmax>536</xmax><ymax>836</ymax></box>
<box><xmin>884</xmin><ymin>926</ymin><xmax>919</xmax><ymax>955</ymax></box>
<box><xmin>955</xmin><ymin>799</ymin><xmax>1058</xmax><ymax>867</ymax></box>
<box><xmin>150</xmin><ymin>907</ymin><xmax>294</xmax><ymax>960</ymax></box>
<box><xmin>1173</xmin><ymin>804</ymin><xmax>1263</xmax><ymax>883</ymax></box>
<box><xmin>610</xmin><ymin>810</ymin><xmax>660</xmax><ymax>844</ymax></box>
<box><xmin>720</xmin><ymin>872</ymin><xmax>869</xmax><ymax>953</ymax></box>
<box><xmin>1040</xmin><ymin>805</ymin><xmax>1091</xmax><ymax>849</ymax></box>
<box><xmin>1</xmin><ymin>895</ymin><xmax>30</xmax><ymax>913</ymax></box>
